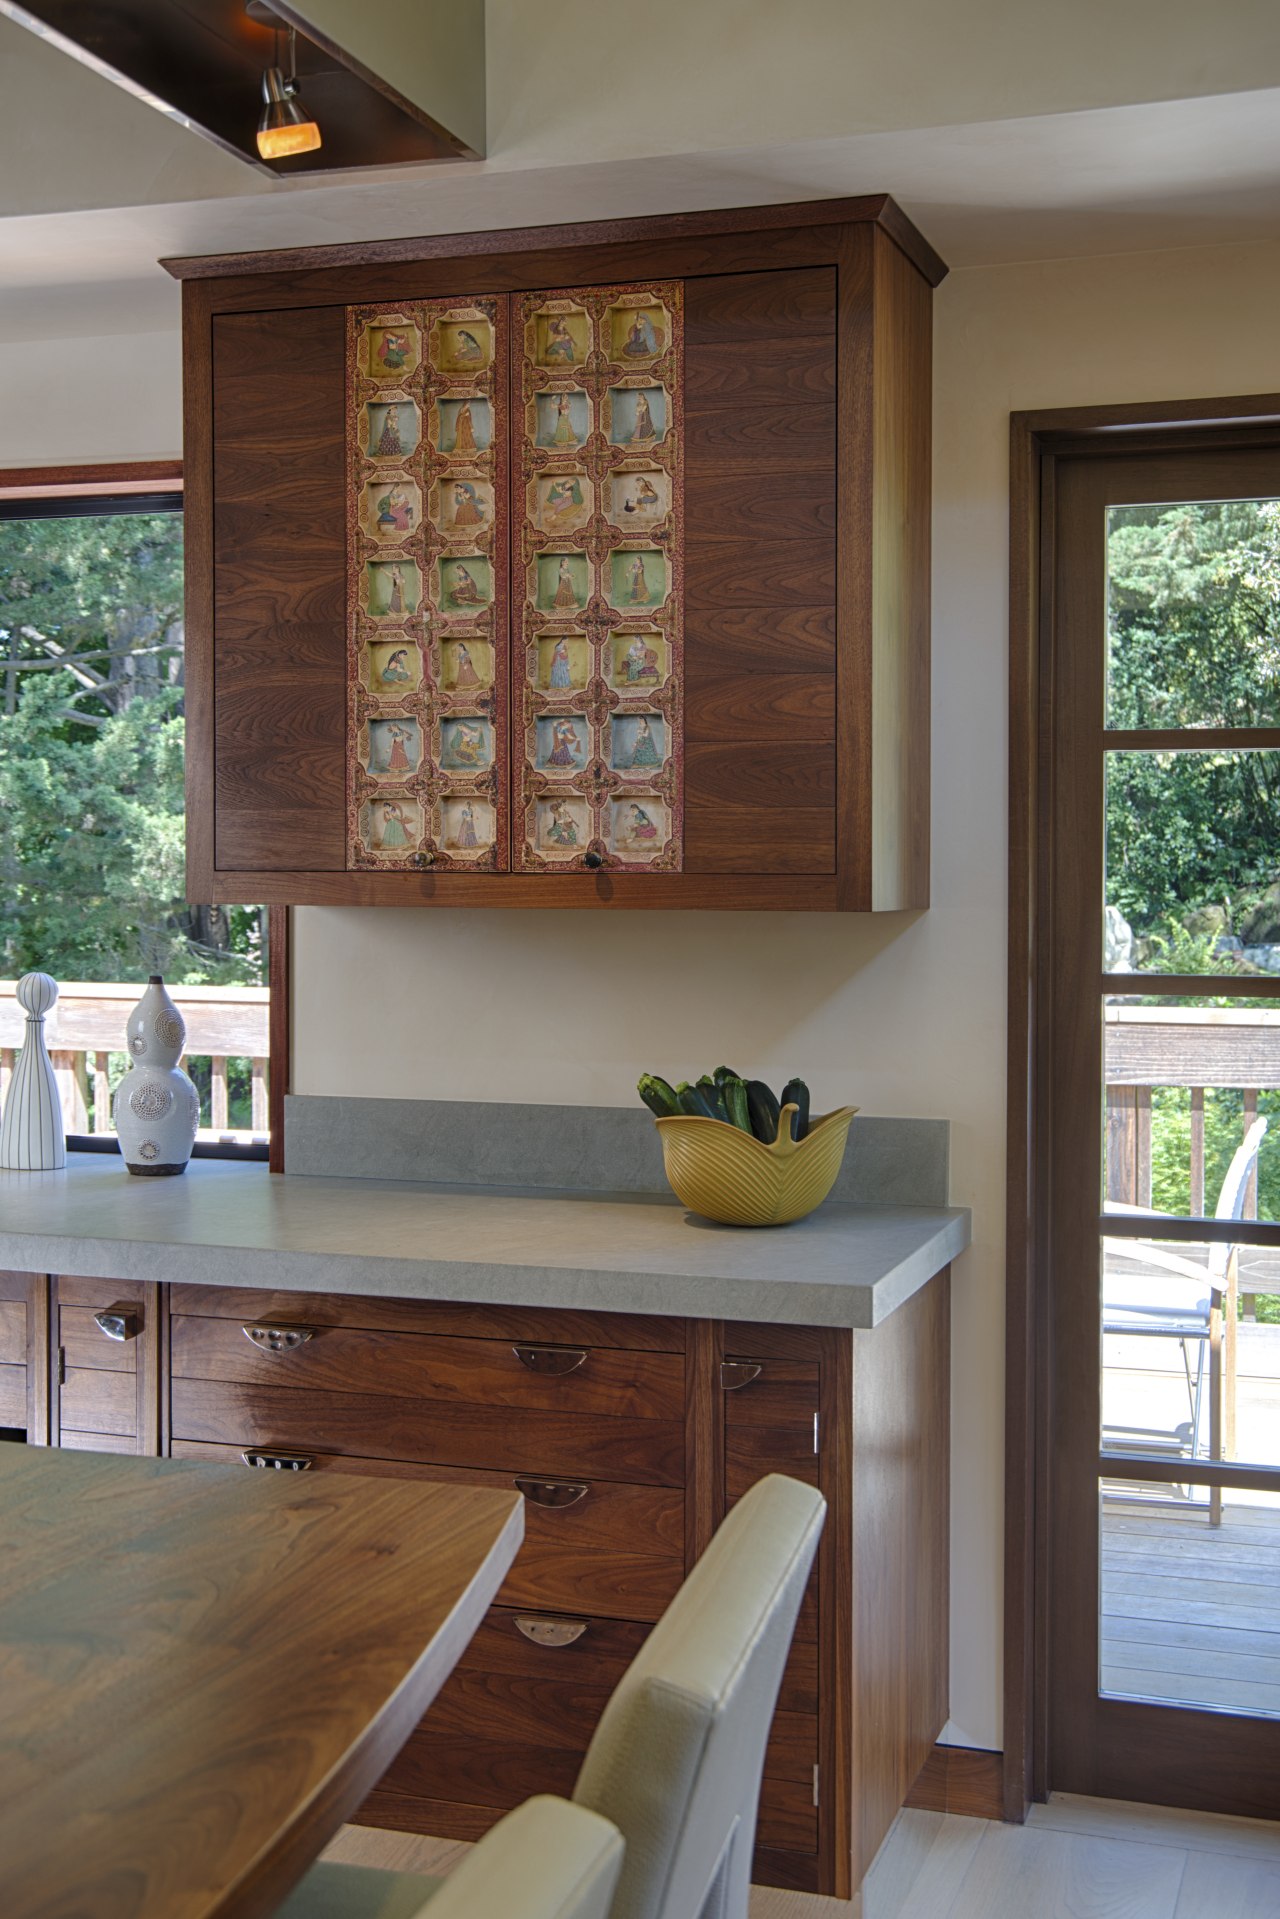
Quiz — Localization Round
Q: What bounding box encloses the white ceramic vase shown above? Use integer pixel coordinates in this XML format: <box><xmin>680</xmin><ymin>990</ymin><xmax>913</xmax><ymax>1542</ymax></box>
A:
<box><xmin>0</xmin><ymin>973</ymin><xmax>66</xmax><ymax>1171</ymax></box>
<box><xmin>112</xmin><ymin>976</ymin><xmax>200</xmax><ymax>1177</ymax></box>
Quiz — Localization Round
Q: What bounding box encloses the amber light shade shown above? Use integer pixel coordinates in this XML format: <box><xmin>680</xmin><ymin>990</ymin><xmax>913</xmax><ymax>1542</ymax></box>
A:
<box><xmin>257</xmin><ymin>66</ymin><xmax>321</xmax><ymax>159</ymax></box>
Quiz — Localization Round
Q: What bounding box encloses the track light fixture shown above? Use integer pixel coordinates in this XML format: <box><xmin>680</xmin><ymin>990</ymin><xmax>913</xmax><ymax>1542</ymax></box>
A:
<box><xmin>256</xmin><ymin>19</ymin><xmax>321</xmax><ymax>160</ymax></box>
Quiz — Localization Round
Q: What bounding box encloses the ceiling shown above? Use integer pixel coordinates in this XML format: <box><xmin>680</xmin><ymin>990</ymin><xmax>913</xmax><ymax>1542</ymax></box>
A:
<box><xmin>1</xmin><ymin>0</ymin><xmax>1279</xmax><ymax>325</ymax></box>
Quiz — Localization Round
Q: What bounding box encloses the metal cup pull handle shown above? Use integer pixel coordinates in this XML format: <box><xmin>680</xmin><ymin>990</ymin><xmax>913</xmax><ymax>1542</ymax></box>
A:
<box><xmin>93</xmin><ymin>1309</ymin><xmax>138</xmax><ymax>1343</ymax></box>
<box><xmin>720</xmin><ymin>1361</ymin><xmax>764</xmax><ymax>1391</ymax></box>
<box><xmin>512</xmin><ymin>1344</ymin><xmax>588</xmax><ymax>1376</ymax></box>
<box><xmin>514</xmin><ymin>1615</ymin><xmax>587</xmax><ymax>1648</ymax></box>
<box><xmin>243</xmin><ymin>1325</ymin><xmax>315</xmax><ymax>1354</ymax></box>
<box><xmin>514</xmin><ymin>1476</ymin><xmax>589</xmax><ymax>1509</ymax></box>
<box><xmin>241</xmin><ymin>1450</ymin><xmax>314</xmax><ymax>1471</ymax></box>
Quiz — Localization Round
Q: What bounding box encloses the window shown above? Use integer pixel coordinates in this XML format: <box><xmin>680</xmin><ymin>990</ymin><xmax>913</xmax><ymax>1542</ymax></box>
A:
<box><xmin>0</xmin><ymin>488</ymin><xmax>270</xmax><ymax>1156</ymax></box>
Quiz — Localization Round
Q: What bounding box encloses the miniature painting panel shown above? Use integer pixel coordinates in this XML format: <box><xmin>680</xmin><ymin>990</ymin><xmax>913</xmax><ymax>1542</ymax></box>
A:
<box><xmin>537</xmin><ymin>633</ymin><xmax>590</xmax><ymax>692</ymax></box>
<box><xmin>366</xmin><ymin>398</ymin><xmax>419</xmax><ymax>460</ymax></box>
<box><xmin>362</xmin><ymin>477</ymin><xmax>422</xmax><ymax>542</ymax></box>
<box><xmin>368</xmin><ymin>641</ymin><xmax>423</xmax><ymax>693</ymax></box>
<box><xmin>534</xmin><ymin>389</ymin><xmax>590</xmax><ymax>450</ymax></box>
<box><xmin>367</xmin><ymin>717</ymin><xmax>423</xmax><ymax>779</ymax></box>
<box><xmin>440</xmin><ymin>554</ymin><xmax>493</xmax><ymax>613</ymax></box>
<box><xmin>441</xmin><ymin>636</ymin><xmax>493</xmax><ymax>691</ymax></box>
<box><xmin>435</xmin><ymin>317</ymin><xmax>492</xmax><ymax>372</ymax></box>
<box><xmin>441</xmin><ymin>794</ymin><xmax>495</xmax><ymax>854</ymax></box>
<box><xmin>534</xmin><ymin>307</ymin><xmax>591</xmax><ymax>370</ymax></box>
<box><xmin>366</xmin><ymin>798</ymin><xmax>422</xmax><ymax>854</ymax></box>
<box><xmin>536</xmin><ymin>796</ymin><xmax>591</xmax><ymax>854</ymax></box>
<box><xmin>536</xmin><ymin>551</ymin><xmax>591</xmax><ymax>614</ymax></box>
<box><xmin>607</xmin><ymin>385</ymin><xmax>667</xmax><ymax>447</ymax></box>
<box><xmin>611</xmin><ymin>796</ymin><xmax>669</xmax><ymax>855</ymax></box>
<box><xmin>610</xmin><ymin>712</ymin><xmax>667</xmax><ymax>772</ymax></box>
<box><xmin>609</xmin><ymin>549</ymin><xmax>666</xmax><ymax>610</ymax></box>
<box><xmin>366</xmin><ymin>323</ymin><xmax>419</xmax><ymax>379</ymax></box>
<box><xmin>440</xmin><ymin>715</ymin><xmax>495</xmax><ymax>772</ymax></box>
<box><xmin>437</xmin><ymin>396</ymin><xmax>492</xmax><ymax>456</ymax></box>
<box><xmin>365</xmin><ymin>559</ymin><xmax>421</xmax><ymax>620</ymax></box>
<box><xmin>534</xmin><ymin>471</ymin><xmax>592</xmax><ymax>535</ymax></box>
<box><xmin>608</xmin><ymin>302</ymin><xmax>668</xmax><ymax>362</ymax></box>
<box><xmin>608</xmin><ymin>630</ymin><xmax>667</xmax><ymax>689</ymax></box>
<box><xmin>606</xmin><ymin>467</ymin><xmax>669</xmax><ymax>529</ymax></box>
<box><xmin>435</xmin><ymin>477</ymin><xmax>494</xmax><ymax>538</ymax></box>
<box><xmin>536</xmin><ymin>715</ymin><xmax>590</xmax><ymax>774</ymax></box>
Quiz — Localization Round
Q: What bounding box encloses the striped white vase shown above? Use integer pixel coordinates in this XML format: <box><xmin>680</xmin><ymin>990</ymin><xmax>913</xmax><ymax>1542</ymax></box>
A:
<box><xmin>0</xmin><ymin>973</ymin><xmax>66</xmax><ymax>1171</ymax></box>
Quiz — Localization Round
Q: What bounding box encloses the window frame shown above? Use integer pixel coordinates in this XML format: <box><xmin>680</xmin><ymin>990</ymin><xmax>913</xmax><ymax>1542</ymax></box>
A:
<box><xmin>0</xmin><ymin>461</ymin><xmax>288</xmax><ymax>1172</ymax></box>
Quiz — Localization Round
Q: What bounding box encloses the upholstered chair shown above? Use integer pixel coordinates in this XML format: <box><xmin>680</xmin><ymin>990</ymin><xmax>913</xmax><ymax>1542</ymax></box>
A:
<box><xmin>273</xmin><ymin>1794</ymin><xmax>622</xmax><ymax>1919</ymax></box>
<box><xmin>571</xmin><ymin>1471</ymin><xmax>825</xmax><ymax>1919</ymax></box>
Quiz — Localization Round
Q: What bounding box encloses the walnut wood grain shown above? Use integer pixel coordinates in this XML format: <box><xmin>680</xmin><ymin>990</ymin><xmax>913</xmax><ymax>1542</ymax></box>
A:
<box><xmin>685</xmin><ymin>672</ymin><xmax>835</xmax><ymax>743</ymax></box>
<box><xmin>683</xmin><ymin>603</ymin><xmax>836</xmax><ymax>673</ymax></box>
<box><xmin>0</xmin><ymin>1363</ymin><xmax>25</xmax><ymax>1428</ymax></box>
<box><xmin>684</xmin><ymin>469</ymin><xmax>837</xmax><ymax>539</ymax></box>
<box><xmin>170</xmin><ymin>1379</ymin><xmax>686</xmax><ymax>1486</ymax></box>
<box><xmin>170</xmin><ymin>1287</ymin><xmax>684</xmax><ymax>1352</ymax></box>
<box><xmin>0</xmin><ymin>1299</ymin><xmax>25</xmax><ymax>1367</ymax></box>
<box><xmin>0</xmin><ymin>1447</ymin><xmax>522</xmax><ymax>1919</ymax></box>
<box><xmin>59</xmin><ymin>1367</ymin><xmax>137</xmax><ymax>1438</ymax></box>
<box><xmin>171</xmin><ymin>1316</ymin><xmax>684</xmax><ymax>1420</ymax></box>
<box><xmin>210</xmin><ymin>306</ymin><xmax>347</xmax><ymax>874</ymax></box>
<box><xmin>60</xmin><ymin>1305</ymin><xmax>138</xmax><ymax>1374</ymax></box>
<box><xmin>684</xmin><ymin>742</ymin><xmax>835</xmax><ymax>876</ymax></box>
<box><xmin>904</xmin><ymin>1742</ymin><xmax>1003</xmax><ymax>1818</ymax></box>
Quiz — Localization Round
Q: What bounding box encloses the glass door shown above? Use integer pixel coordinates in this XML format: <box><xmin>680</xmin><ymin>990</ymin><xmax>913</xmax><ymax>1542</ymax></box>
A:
<box><xmin>1046</xmin><ymin>444</ymin><xmax>1280</xmax><ymax>1812</ymax></box>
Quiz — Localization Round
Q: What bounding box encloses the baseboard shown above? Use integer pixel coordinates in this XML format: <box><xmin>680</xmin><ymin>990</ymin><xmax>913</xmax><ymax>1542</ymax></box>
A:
<box><xmin>904</xmin><ymin>1743</ymin><xmax>1004</xmax><ymax>1819</ymax></box>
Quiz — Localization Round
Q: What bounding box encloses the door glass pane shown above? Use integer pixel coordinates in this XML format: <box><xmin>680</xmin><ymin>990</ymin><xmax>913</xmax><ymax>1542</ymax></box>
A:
<box><xmin>1099</xmin><ymin>1480</ymin><xmax>1280</xmax><ymax>1718</ymax></box>
<box><xmin>1104</xmin><ymin>749</ymin><xmax>1280</xmax><ymax>974</ymax></box>
<box><xmin>1107</xmin><ymin>499</ymin><xmax>1280</xmax><ymax>729</ymax></box>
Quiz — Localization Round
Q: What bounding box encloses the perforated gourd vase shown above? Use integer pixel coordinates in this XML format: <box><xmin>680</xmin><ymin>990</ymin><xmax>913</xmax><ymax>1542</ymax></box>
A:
<box><xmin>112</xmin><ymin>976</ymin><xmax>200</xmax><ymax>1177</ymax></box>
<box><xmin>654</xmin><ymin>1104</ymin><xmax>857</xmax><ymax>1226</ymax></box>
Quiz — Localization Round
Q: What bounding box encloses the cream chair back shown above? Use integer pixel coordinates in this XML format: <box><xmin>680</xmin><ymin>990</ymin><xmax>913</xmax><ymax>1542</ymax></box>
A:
<box><xmin>273</xmin><ymin>1795</ymin><xmax>623</xmax><ymax>1919</ymax></box>
<box><xmin>572</xmin><ymin>1473</ymin><xmax>826</xmax><ymax>1919</ymax></box>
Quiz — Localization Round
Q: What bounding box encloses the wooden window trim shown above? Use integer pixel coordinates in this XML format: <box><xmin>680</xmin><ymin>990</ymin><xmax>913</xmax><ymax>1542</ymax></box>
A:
<box><xmin>1006</xmin><ymin>392</ymin><xmax>1280</xmax><ymax>1822</ymax></box>
<box><xmin>0</xmin><ymin>461</ymin><xmax>289</xmax><ymax>1173</ymax></box>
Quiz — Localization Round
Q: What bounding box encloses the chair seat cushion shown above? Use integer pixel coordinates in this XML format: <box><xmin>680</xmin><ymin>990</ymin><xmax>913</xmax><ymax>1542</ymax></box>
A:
<box><xmin>271</xmin><ymin>1860</ymin><xmax>442</xmax><ymax>1919</ymax></box>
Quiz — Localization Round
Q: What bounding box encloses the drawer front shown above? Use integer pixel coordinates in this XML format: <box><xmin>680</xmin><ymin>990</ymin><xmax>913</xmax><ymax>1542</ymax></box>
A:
<box><xmin>172</xmin><ymin>1315</ymin><xmax>684</xmax><ymax>1421</ymax></box>
<box><xmin>0</xmin><ymin>1362</ymin><xmax>25</xmax><ymax>1427</ymax></box>
<box><xmin>56</xmin><ymin>1428</ymin><xmax>140</xmax><ymax>1455</ymax></box>
<box><xmin>170</xmin><ymin>1379</ymin><xmax>685</xmax><ymax>1486</ymax></box>
<box><xmin>60</xmin><ymin>1367</ymin><xmax>137</xmax><ymax>1438</ymax></box>
<box><xmin>724</xmin><ymin>1355</ymin><xmax>820</xmax><ymax>1498</ymax></box>
<box><xmin>0</xmin><ymin>1299</ymin><xmax>26</xmax><ymax>1367</ymax></box>
<box><xmin>61</xmin><ymin>1306</ymin><xmax>138</xmax><ymax>1375</ymax></box>
<box><xmin>170</xmin><ymin>1285</ymin><xmax>683</xmax><ymax>1352</ymax></box>
<box><xmin>171</xmin><ymin>1442</ymin><xmax>685</xmax><ymax>1620</ymax></box>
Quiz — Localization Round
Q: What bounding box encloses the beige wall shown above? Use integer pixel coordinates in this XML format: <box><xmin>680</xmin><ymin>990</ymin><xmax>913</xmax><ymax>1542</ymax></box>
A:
<box><xmin>7</xmin><ymin>233</ymin><xmax>1280</xmax><ymax>1752</ymax></box>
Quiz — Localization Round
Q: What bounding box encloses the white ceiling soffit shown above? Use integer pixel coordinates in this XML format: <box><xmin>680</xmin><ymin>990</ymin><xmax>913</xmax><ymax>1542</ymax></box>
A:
<box><xmin>1</xmin><ymin>85</ymin><xmax>1280</xmax><ymax>319</ymax></box>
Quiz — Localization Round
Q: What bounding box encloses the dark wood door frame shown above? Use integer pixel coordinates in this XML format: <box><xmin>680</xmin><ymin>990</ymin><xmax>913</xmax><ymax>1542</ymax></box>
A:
<box><xmin>0</xmin><ymin>461</ymin><xmax>290</xmax><ymax>1172</ymax></box>
<box><xmin>1004</xmin><ymin>392</ymin><xmax>1280</xmax><ymax>1822</ymax></box>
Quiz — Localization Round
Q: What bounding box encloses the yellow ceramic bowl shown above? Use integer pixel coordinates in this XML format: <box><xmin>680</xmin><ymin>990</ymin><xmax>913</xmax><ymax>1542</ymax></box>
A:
<box><xmin>654</xmin><ymin>1104</ymin><xmax>858</xmax><ymax>1226</ymax></box>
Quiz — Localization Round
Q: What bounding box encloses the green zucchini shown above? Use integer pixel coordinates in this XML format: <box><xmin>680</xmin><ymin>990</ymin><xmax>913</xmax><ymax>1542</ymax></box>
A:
<box><xmin>723</xmin><ymin>1075</ymin><xmax>751</xmax><ymax>1134</ymax></box>
<box><xmin>696</xmin><ymin>1074</ymin><xmax>731</xmax><ymax>1123</ymax></box>
<box><xmin>712</xmin><ymin>1065</ymin><xmax>742</xmax><ymax>1088</ymax></box>
<box><xmin>779</xmin><ymin>1077</ymin><xmax>810</xmax><ymax>1141</ymax></box>
<box><xmin>746</xmin><ymin>1079</ymin><xmax>781</xmax><ymax>1144</ymax></box>
<box><xmin>676</xmin><ymin>1081</ymin><xmax>719</xmax><ymax>1121</ymax></box>
<box><xmin>637</xmin><ymin>1073</ymin><xmax>681</xmax><ymax>1119</ymax></box>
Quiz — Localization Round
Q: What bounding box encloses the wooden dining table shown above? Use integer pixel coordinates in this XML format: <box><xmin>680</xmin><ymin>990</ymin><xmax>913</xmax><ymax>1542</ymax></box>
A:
<box><xmin>0</xmin><ymin>1445</ymin><xmax>523</xmax><ymax>1919</ymax></box>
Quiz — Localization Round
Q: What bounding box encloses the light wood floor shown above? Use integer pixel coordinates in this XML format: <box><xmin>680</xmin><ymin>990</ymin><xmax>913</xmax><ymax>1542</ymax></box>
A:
<box><xmin>326</xmin><ymin>1791</ymin><xmax>1280</xmax><ymax>1917</ymax></box>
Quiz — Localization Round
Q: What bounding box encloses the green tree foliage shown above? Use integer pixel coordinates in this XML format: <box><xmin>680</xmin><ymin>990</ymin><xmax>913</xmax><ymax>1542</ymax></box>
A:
<box><xmin>0</xmin><ymin>511</ymin><xmax>263</xmax><ymax>986</ymax></box>
<box><xmin>1106</xmin><ymin>502</ymin><xmax>1280</xmax><ymax>954</ymax></box>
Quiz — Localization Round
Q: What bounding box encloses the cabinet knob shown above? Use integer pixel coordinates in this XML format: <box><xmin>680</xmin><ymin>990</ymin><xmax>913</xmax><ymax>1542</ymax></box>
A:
<box><xmin>243</xmin><ymin>1324</ymin><xmax>315</xmax><ymax>1354</ymax></box>
<box><xmin>514</xmin><ymin>1476</ymin><xmax>589</xmax><ymax>1508</ymax></box>
<box><xmin>93</xmin><ymin>1309</ymin><xmax>138</xmax><ymax>1343</ymax></box>
<box><xmin>720</xmin><ymin>1360</ymin><xmax>763</xmax><ymax>1391</ymax></box>
<box><xmin>241</xmin><ymin>1450</ymin><xmax>314</xmax><ymax>1471</ymax></box>
<box><xmin>411</xmin><ymin>851</ymin><xmax>435</xmax><ymax>869</ymax></box>
<box><xmin>513</xmin><ymin>1615</ymin><xmax>587</xmax><ymax>1648</ymax></box>
<box><xmin>583</xmin><ymin>851</ymin><xmax>603</xmax><ymax>869</ymax></box>
<box><xmin>512</xmin><ymin>1344</ymin><xmax>588</xmax><ymax>1376</ymax></box>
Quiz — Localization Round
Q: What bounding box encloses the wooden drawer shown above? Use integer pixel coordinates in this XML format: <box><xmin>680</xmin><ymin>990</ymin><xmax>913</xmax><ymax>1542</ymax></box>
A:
<box><xmin>170</xmin><ymin>1286</ymin><xmax>683</xmax><ymax>1352</ymax></box>
<box><xmin>169</xmin><ymin>1379</ymin><xmax>685</xmax><ymax>1486</ymax></box>
<box><xmin>367</xmin><ymin>1599</ymin><xmax>815</xmax><ymax>1858</ymax></box>
<box><xmin>60</xmin><ymin>1367</ymin><xmax>137</xmax><ymax>1438</ymax></box>
<box><xmin>171</xmin><ymin>1442</ymin><xmax>685</xmax><ymax>1621</ymax></box>
<box><xmin>171</xmin><ymin>1314</ymin><xmax>684</xmax><ymax>1421</ymax></box>
<box><xmin>56</xmin><ymin>1428</ymin><xmax>140</xmax><ymax>1455</ymax></box>
<box><xmin>0</xmin><ymin>1298</ymin><xmax>26</xmax><ymax>1367</ymax></box>
<box><xmin>724</xmin><ymin>1355</ymin><xmax>820</xmax><ymax>1499</ymax></box>
<box><xmin>0</xmin><ymin>1363</ymin><xmax>25</xmax><ymax>1428</ymax></box>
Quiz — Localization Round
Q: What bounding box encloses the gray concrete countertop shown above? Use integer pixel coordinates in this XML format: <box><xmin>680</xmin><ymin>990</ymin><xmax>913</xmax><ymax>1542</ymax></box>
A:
<box><xmin>0</xmin><ymin>1156</ymin><xmax>970</xmax><ymax>1330</ymax></box>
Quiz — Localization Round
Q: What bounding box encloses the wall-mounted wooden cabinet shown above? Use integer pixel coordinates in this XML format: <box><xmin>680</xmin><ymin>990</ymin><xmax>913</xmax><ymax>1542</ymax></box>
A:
<box><xmin>171</xmin><ymin>195</ymin><xmax>943</xmax><ymax>909</ymax></box>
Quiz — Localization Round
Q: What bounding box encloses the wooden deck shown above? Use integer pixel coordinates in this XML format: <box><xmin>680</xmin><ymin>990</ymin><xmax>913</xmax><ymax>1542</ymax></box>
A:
<box><xmin>1102</xmin><ymin>1498</ymin><xmax>1280</xmax><ymax>1717</ymax></box>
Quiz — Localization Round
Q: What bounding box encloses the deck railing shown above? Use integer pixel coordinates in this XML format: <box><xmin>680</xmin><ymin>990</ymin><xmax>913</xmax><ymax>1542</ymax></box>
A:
<box><xmin>0</xmin><ymin>981</ymin><xmax>270</xmax><ymax>1142</ymax></box>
